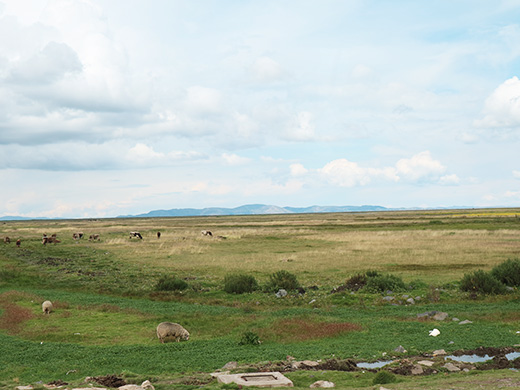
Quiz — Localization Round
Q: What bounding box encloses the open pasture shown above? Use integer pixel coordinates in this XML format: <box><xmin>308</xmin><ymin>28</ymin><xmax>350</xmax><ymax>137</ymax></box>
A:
<box><xmin>1</xmin><ymin>208</ymin><xmax>520</xmax><ymax>389</ymax></box>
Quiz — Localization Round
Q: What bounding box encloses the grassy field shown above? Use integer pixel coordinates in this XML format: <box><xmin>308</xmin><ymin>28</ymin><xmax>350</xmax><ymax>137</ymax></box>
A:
<box><xmin>1</xmin><ymin>208</ymin><xmax>520</xmax><ymax>389</ymax></box>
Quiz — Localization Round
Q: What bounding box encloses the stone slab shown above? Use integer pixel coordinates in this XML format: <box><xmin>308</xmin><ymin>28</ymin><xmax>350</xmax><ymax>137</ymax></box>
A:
<box><xmin>217</xmin><ymin>372</ymin><xmax>293</xmax><ymax>387</ymax></box>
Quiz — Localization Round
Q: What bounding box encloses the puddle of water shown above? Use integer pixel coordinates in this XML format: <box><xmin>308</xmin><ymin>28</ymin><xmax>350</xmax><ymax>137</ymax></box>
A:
<box><xmin>446</xmin><ymin>354</ymin><xmax>492</xmax><ymax>363</ymax></box>
<box><xmin>357</xmin><ymin>360</ymin><xmax>393</xmax><ymax>369</ymax></box>
<box><xmin>506</xmin><ymin>352</ymin><xmax>520</xmax><ymax>360</ymax></box>
<box><xmin>446</xmin><ymin>352</ymin><xmax>520</xmax><ymax>363</ymax></box>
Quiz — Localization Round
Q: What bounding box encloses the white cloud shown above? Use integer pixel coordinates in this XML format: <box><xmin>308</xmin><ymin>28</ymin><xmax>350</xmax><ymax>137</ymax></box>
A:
<box><xmin>395</xmin><ymin>151</ymin><xmax>446</xmax><ymax>182</ymax></box>
<box><xmin>475</xmin><ymin>76</ymin><xmax>520</xmax><ymax>129</ymax></box>
<box><xmin>439</xmin><ymin>174</ymin><xmax>460</xmax><ymax>185</ymax></box>
<box><xmin>185</xmin><ymin>86</ymin><xmax>222</xmax><ymax>115</ymax></box>
<box><xmin>290</xmin><ymin>163</ymin><xmax>308</xmax><ymax>176</ymax></box>
<box><xmin>251</xmin><ymin>56</ymin><xmax>284</xmax><ymax>82</ymax></box>
<box><xmin>222</xmin><ymin>153</ymin><xmax>250</xmax><ymax>165</ymax></box>
<box><xmin>285</xmin><ymin>111</ymin><xmax>315</xmax><ymax>141</ymax></box>
<box><xmin>514</xmin><ymin>170</ymin><xmax>520</xmax><ymax>179</ymax></box>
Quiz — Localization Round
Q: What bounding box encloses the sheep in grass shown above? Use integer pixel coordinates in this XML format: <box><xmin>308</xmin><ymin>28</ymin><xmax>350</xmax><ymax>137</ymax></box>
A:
<box><xmin>42</xmin><ymin>300</ymin><xmax>53</xmax><ymax>314</ymax></box>
<box><xmin>156</xmin><ymin>322</ymin><xmax>190</xmax><ymax>343</ymax></box>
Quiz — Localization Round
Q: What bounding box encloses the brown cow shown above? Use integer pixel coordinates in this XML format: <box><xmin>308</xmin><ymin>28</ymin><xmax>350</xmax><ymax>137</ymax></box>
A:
<box><xmin>16</xmin><ymin>239</ymin><xmax>21</xmax><ymax>247</ymax></box>
<box><xmin>157</xmin><ymin>231</ymin><xmax>161</xmax><ymax>239</ymax></box>
<box><xmin>89</xmin><ymin>234</ymin><xmax>100</xmax><ymax>241</ymax></box>
<box><xmin>3</xmin><ymin>236</ymin><xmax>10</xmax><ymax>244</ymax></box>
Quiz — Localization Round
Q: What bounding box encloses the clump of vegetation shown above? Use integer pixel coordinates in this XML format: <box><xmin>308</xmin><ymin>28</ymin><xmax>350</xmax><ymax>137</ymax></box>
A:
<box><xmin>344</xmin><ymin>273</ymin><xmax>368</xmax><ymax>291</ymax></box>
<box><xmin>239</xmin><ymin>331</ymin><xmax>261</xmax><ymax>345</ymax></box>
<box><xmin>223</xmin><ymin>273</ymin><xmax>259</xmax><ymax>294</ymax></box>
<box><xmin>364</xmin><ymin>273</ymin><xmax>407</xmax><ymax>293</ymax></box>
<box><xmin>491</xmin><ymin>258</ymin><xmax>520</xmax><ymax>287</ymax></box>
<box><xmin>372</xmin><ymin>370</ymin><xmax>396</xmax><ymax>385</ymax></box>
<box><xmin>265</xmin><ymin>270</ymin><xmax>301</xmax><ymax>292</ymax></box>
<box><xmin>460</xmin><ymin>270</ymin><xmax>507</xmax><ymax>295</ymax></box>
<box><xmin>155</xmin><ymin>275</ymin><xmax>189</xmax><ymax>291</ymax></box>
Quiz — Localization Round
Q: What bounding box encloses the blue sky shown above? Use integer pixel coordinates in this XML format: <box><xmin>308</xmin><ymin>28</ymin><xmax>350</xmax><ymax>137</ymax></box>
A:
<box><xmin>1</xmin><ymin>0</ymin><xmax>519</xmax><ymax>218</ymax></box>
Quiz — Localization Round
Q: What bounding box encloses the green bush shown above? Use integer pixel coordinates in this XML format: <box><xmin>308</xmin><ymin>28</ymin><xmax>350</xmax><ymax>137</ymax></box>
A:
<box><xmin>491</xmin><ymin>258</ymin><xmax>520</xmax><ymax>287</ymax></box>
<box><xmin>344</xmin><ymin>273</ymin><xmax>367</xmax><ymax>291</ymax></box>
<box><xmin>155</xmin><ymin>276</ymin><xmax>189</xmax><ymax>291</ymax></box>
<box><xmin>265</xmin><ymin>270</ymin><xmax>301</xmax><ymax>292</ymax></box>
<box><xmin>460</xmin><ymin>270</ymin><xmax>507</xmax><ymax>295</ymax></box>
<box><xmin>372</xmin><ymin>370</ymin><xmax>396</xmax><ymax>385</ymax></box>
<box><xmin>239</xmin><ymin>331</ymin><xmax>261</xmax><ymax>345</ymax></box>
<box><xmin>223</xmin><ymin>273</ymin><xmax>259</xmax><ymax>294</ymax></box>
<box><xmin>364</xmin><ymin>273</ymin><xmax>406</xmax><ymax>293</ymax></box>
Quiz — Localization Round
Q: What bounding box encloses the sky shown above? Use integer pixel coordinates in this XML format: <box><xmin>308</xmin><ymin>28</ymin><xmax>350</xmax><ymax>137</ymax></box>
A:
<box><xmin>1</xmin><ymin>0</ymin><xmax>520</xmax><ymax>218</ymax></box>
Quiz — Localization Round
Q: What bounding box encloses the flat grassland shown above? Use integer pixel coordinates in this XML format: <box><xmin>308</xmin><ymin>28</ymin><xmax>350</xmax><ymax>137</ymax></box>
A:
<box><xmin>1</xmin><ymin>208</ymin><xmax>520</xmax><ymax>389</ymax></box>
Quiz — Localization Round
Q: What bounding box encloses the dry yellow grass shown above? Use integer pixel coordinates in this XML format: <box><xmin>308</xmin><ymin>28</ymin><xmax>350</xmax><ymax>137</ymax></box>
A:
<box><xmin>2</xmin><ymin>208</ymin><xmax>519</xmax><ymax>286</ymax></box>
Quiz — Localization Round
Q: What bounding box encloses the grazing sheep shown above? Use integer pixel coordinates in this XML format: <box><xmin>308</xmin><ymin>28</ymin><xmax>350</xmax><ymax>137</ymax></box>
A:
<box><xmin>130</xmin><ymin>231</ymin><xmax>143</xmax><ymax>239</ymax></box>
<box><xmin>42</xmin><ymin>300</ymin><xmax>53</xmax><ymax>314</ymax></box>
<box><xmin>89</xmin><ymin>234</ymin><xmax>100</xmax><ymax>241</ymax></box>
<box><xmin>201</xmin><ymin>230</ymin><xmax>212</xmax><ymax>237</ymax></box>
<box><xmin>156</xmin><ymin>322</ymin><xmax>190</xmax><ymax>343</ymax></box>
<box><xmin>3</xmin><ymin>236</ymin><xmax>10</xmax><ymax>244</ymax></box>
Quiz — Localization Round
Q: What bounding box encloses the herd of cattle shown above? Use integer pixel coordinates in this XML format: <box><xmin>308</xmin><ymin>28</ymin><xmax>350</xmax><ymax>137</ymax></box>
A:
<box><xmin>3</xmin><ymin>230</ymin><xmax>221</xmax><ymax>247</ymax></box>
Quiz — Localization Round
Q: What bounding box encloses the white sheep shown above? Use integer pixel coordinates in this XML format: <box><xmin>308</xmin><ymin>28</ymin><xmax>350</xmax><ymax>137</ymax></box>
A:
<box><xmin>42</xmin><ymin>300</ymin><xmax>53</xmax><ymax>314</ymax></box>
<box><xmin>156</xmin><ymin>322</ymin><xmax>190</xmax><ymax>343</ymax></box>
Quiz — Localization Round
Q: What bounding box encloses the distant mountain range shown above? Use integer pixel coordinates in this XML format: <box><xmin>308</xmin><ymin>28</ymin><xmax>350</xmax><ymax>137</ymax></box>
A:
<box><xmin>1</xmin><ymin>204</ymin><xmax>474</xmax><ymax>221</ymax></box>
<box><xmin>118</xmin><ymin>204</ymin><xmax>390</xmax><ymax>218</ymax></box>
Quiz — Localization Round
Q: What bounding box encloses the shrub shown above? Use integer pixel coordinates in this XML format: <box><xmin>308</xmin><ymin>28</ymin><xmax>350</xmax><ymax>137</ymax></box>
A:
<box><xmin>460</xmin><ymin>270</ymin><xmax>507</xmax><ymax>295</ymax></box>
<box><xmin>223</xmin><ymin>274</ymin><xmax>259</xmax><ymax>294</ymax></box>
<box><xmin>265</xmin><ymin>270</ymin><xmax>301</xmax><ymax>292</ymax></box>
<box><xmin>155</xmin><ymin>276</ymin><xmax>189</xmax><ymax>291</ymax></box>
<box><xmin>239</xmin><ymin>331</ymin><xmax>261</xmax><ymax>345</ymax></box>
<box><xmin>372</xmin><ymin>370</ymin><xmax>396</xmax><ymax>385</ymax></box>
<box><xmin>364</xmin><ymin>273</ymin><xmax>406</xmax><ymax>293</ymax></box>
<box><xmin>491</xmin><ymin>258</ymin><xmax>520</xmax><ymax>287</ymax></box>
<box><xmin>344</xmin><ymin>273</ymin><xmax>367</xmax><ymax>291</ymax></box>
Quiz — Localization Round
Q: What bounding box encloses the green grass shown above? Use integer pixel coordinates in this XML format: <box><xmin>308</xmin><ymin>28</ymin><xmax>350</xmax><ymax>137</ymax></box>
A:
<box><xmin>1</xmin><ymin>208</ymin><xmax>520</xmax><ymax>388</ymax></box>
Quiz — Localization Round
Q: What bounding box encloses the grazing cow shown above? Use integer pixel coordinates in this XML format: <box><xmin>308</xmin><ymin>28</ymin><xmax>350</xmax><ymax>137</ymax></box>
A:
<box><xmin>72</xmin><ymin>232</ymin><xmax>84</xmax><ymax>240</ymax></box>
<box><xmin>130</xmin><ymin>231</ymin><xmax>143</xmax><ymax>239</ymax></box>
<box><xmin>201</xmin><ymin>230</ymin><xmax>212</xmax><ymax>237</ymax></box>
<box><xmin>157</xmin><ymin>231</ymin><xmax>161</xmax><ymax>239</ymax></box>
<box><xmin>89</xmin><ymin>234</ymin><xmax>100</xmax><ymax>241</ymax></box>
<box><xmin>42</xmin><ymin>236</ymin><xmax>61</xmax><ymax>245</ymax></box>
<box><xmin>16</xmin><ymin>239</ymin><xmax>21</xmax><ymax>247</ymax></box>
<box><xmin>3</xmin><ymin>236</ymin><xmax>10</xmax><ymax>244</ymax></box>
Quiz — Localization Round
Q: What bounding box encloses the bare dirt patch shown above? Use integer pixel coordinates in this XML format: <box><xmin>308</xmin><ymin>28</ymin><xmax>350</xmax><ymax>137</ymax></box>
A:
<box><xmin>265</xmin><ymin>318</ymin><xmax>362</xmax><ymax>342</ymax></box>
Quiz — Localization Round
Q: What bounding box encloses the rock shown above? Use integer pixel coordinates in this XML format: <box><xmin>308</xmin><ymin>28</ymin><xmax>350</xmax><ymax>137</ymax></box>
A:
<box><xmin>418</xmin><ymin>360</ymin><xmax>435</xmax><ymax>367</ymax></box>
<box><xmin>458</xmin><ymin>320</ymin><xmax>473</xmax><ymax>325</ymax></box>
<box><xmin>443</xmin><ymin>362</ymin><xmax>461</xmax><ymax>372</ymax></box>
<box><xmin>222</xmin><ymin>361</ymin><xmax>238</xmax><ymax>370</ymax></box>
<box><xmin>141</xmin><ymin>380</ymin><xmax>155</xmax><ymax>390</ymax></box>
<box><xmin>406</xmin><ymin>298</ymin><xmax>415</xmax><ymax>305</ymax></box>
<box><xmin>411</xmin><ymin>364</ymin><xmax>424</xmax><ymax>375</ymax></box>
<box><xmin>394</xmin><ymin>345</ymin><xmax>407</xmax><ymax>353</ymax></box>
<box><xmin>71</xmin><ymin>388</ymin><xmax>107</xmax><ymax>390</ymax></box>
<box><xmin>310</xmin><ymin>380</ymin><xmax>335</xmax><ymax>388</ymax></box>
<box><xmin>383</xmin><ymin>296</ymin><xmax>394</xmax><ymax>301</ymax></box>
<box><xmin>276</xmin><ymin>289</ymin><xmax>288</xmax><ymax>298</ymax></box>
<box><xmin>452</xmin><ymin>317</ymin><xmax>460</xmax><ymax>322</ymax></box>
<box><xmin>16</xmin><ymin>387</ymin><xmax>33</xmax><ymax>390</ymax></box>
<box><xmin>292</xmin><ymin>360</ymin><xmax>320</xmax><ymax>369</ymax></box>
<box><xmin>119</xmin><ymin>385</ymin><xmax>143</xmax><ymax>390</ymax></box>
<box><xmin>432</xmin><ymin>312</ymin><xmax>448</xmax><ymax>321</ymax></box>
<box><xmin>433</xmin><ymin>349</ymin><xmax>447</xmax><ymax>356</ymax></box>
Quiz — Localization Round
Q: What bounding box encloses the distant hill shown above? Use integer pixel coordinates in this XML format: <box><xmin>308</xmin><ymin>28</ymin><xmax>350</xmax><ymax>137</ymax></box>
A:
<box><xmin>117</xmin><ymin>204</ymin><xmax>390</xmax><ymax>218</ymax></box>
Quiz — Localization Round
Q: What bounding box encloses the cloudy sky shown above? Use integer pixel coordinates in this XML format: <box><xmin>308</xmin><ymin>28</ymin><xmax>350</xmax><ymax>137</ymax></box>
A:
<box><xmin>1</xmin><ymin>0</ymin><xmax>520</xmax><ymax>218</ymax></box>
